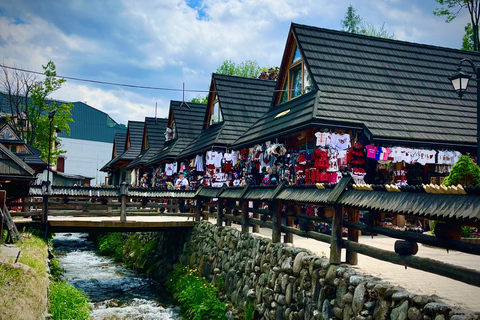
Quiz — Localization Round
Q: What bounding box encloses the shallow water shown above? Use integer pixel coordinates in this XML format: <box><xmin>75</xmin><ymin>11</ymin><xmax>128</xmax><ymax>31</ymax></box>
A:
<box><xmin>52</xmin><ymin>233</ymin><xmax>181</xmax><ymax>320</ymax></box>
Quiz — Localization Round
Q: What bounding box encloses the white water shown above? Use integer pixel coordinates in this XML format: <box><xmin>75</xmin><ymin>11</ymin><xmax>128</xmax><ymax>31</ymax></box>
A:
<box><xmin>53</xmin><ymin>233</ymin><xmax>181</xmax><ymax>320</ymax></box>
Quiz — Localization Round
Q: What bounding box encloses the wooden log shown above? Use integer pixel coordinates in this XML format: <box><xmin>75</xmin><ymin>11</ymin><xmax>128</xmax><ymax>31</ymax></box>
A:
<box><xmin>342</xmin><ymin>239</ymin><xmax>480</xmax><ymax>288</ymax></box>
<box><xmin>394</xmin><ymin>240</ymin><xmax>418</xmax><ymax>255</ymax></box>
<box><xmin>223</xmin><ymin>213</ymin><xmax>241</xmax><ymax>222</ymax></box>
<box><xmin>272</xmin><ymin>199</ymin><xmax>282</xmax><ymax>243</ymax></box>
<box><xmin>342</xmin><ymin>221</ymin><xmax>480</xmax><ymax>256</ymax></box>
<box><xmin>42</xmin><ymin>195</ymin><xmax>49</xmax><ymax>224</ymax></box>
<box><xmin>281</xmin><ymin>225</ymin><xmax>331</xmax><ymax>244</ymax></box>
<box><xmin>284</xmin><ymin>204</ymin><xmax>294</xmax><ymax>243</ymax></box>
<box><xmin>347</xmin><ymin>209</ymin><xmax>360</xmax><ymax>265</ymax></box>
<box><xmin>225</xmin><ymin>200</ymin><xmax>233</xmax><ymax>226</ymax></box>
<box><xmin>241</xmin><ymin>200</ymin><xmax>249</xmax><ymax>234</ymax></box>
<box><xmin>250</xmin><ymin>218</ymin><xmax>273</xmax><ymax>229</ymax></box>
<box><xmin>252</xmin><ymin>201</ymin><xmax>260</xmax><ymax>233</ymax></box>
<box><xmin>196</xmin><ymin>199</ymin><xmax>202</xmax><ymax>222</ymax></box>
<box><xmin>330</xmin><ymin>205</ymin><xmax>343</xmax><ymax>265</ymax></box>
<box><xmin>217</xmin><ymin>199</ymin><xmax>224</xmax><ymax>227</ymax></box>
<box><xmin>0</xmin><ymin>190</ymin><xmax>5</xmax><ymax>244</ymax></box>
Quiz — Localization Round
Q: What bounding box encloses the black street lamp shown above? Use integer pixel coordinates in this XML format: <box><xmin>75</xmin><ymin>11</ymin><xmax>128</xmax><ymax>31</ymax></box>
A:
<box><xmin>46</xmin><ymin>109</ymin><xmax>57</xmax><ymax>190</ymax></box>
<box><xmin>449</xmin><ymin>58</ymin><xmax>480</xmax><ymax>163</ymax></box>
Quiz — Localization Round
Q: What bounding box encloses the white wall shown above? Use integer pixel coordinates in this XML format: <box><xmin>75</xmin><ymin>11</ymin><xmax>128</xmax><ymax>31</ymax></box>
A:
<box><xmin>59</xmin><ymin>137</ymin><xmax>113</xmax><ymax>186</ymax></box>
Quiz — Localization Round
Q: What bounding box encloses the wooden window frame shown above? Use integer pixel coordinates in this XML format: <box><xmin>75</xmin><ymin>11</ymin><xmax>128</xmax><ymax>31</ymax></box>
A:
<box><xmin>278</xmin><ymin>45</ymin><xmax>307</xmax><ymax>105</ymax></box>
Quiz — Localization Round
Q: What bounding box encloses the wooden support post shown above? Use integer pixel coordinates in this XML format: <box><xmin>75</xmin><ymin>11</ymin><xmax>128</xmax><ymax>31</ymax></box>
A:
<box><xmin>284</xmin><ymin>204</ymin><xmax>294</xmax><ymax>243</ymax></box>
<box><xmin>42</xmin><ymin>195</ymin><xmax>49</xmax><ymax>224</ymax></box>
<box><xmin>396</xmin><ymin>214</ymin><xmax>406</xmax><ymax>228</ymax></box>
<box><xmin>120</xmin><ymin>183</ymin><xmax>128</xmax><ymax>223</ymax></box>
<box><xmin>107</xmin><ymin>199</ymin><xmax>112</xmax><ymax>212</ymax></box>
<box><xmin>217</xmin><ymin>199</ymin><xmax>224</xmax><ymax>226</ymax></box>
<box><xmin>329</xmin><ymin>205</ymin><xmax>343</xmax><ymax>265</ymax></box>
<box><xmin>225</xmin><ymin>200</ymin><xmax>232</xmax><ymax>226</ymax></box>
<box><xmin>196</xmin><ymin>199</ymin><xmax>202</xmax><ymax>221</ymax></box>
<box><xmin>241</xmin><ymin>200</ymin><xmax>249</xmax><ymax>234</ymax></box>
<box><xmin>0</xmin><ymin>191</ymin><xmax>5</xmax><ymax>244</ymax></box>
<box><xmin>272</xmin><ymin>200</ymin><xmax>282</xmax><ymax>243</ymax></box>
<box><xmin>346</xmin><ymin>209</ymin><xmax>359</xmax><ymax>265</ymax></box>
<box><xmin>252</xmin><ymin>201</ymin><xmax>260</xmax><ymax>233</ymax></box>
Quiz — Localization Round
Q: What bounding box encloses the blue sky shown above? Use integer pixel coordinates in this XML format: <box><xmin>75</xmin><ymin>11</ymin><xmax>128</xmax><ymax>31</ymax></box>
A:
<box><xmin>0</xmin><ymin>0</ymin><xmax>472</xmax><ymax>125</ymax></box>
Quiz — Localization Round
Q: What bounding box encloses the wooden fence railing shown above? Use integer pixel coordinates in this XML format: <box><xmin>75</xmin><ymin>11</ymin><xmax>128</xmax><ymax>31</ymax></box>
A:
<box><xmin>8</xmin><ymin>177</ymin><xmax>480</xmax><ymax>287</ymax></box>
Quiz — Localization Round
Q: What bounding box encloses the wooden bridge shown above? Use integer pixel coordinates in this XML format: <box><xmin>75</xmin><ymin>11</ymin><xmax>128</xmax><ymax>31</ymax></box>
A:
<box><xmin>5</xmin><ymin>178</ymin><xmax>480</xmax><ymax>288</ymax></box>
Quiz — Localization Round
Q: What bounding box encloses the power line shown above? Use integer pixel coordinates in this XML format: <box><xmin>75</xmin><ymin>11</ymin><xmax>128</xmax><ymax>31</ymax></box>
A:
<box><xmin>0</xmin><ymin>64</ymin><xmax>287</xmax><ymax>94</ymax></box>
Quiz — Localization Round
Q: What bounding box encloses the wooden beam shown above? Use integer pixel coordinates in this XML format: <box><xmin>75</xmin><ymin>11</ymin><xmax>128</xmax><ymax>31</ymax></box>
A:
<box><xmin>241</xmin><ymin>200</ymin><xmax>249</xmax><ymax>234</ymax></box>
<box><xmin>272</xmin><ymin>199</ymin><xmax>282</xmax><ymax>243</ymax></box>
<box><xmin>330</xmin><ymin>205</ymin><xmax>343</xmax><ymax>265</ymax></box>
<box><xmin>343</xmin><ymin>221</ymin><xmax>480</xmax><ymax>256</ymax></box>
<box><xmin>281</xmin><ymin>225</ymin><xmax>331</xmax><ymax>244</ymax></box>
<box><xmin>217</xmin><ymin>199</ymin><xmax>224</xmax><ymax>227</ymax></box>
<box><xmin>0</xmin><ymin>190</ymin><xmax>5</xmax><ymax>244</ymax></box>
<box><xmin>346</xmin><ymin>209</ymin><xmax>359</xmax><ymax>265</ymax></box>
<box><xmin>342</xmin><ymin>239</ymin><xmax>480</xmax><ymax>288</ymax></box>
<box><xmin>252</xmin><ymin>201</ymin><xmax>260</xmax><ymax>233</ymax></box>
<box><xmin>196</xmin><ymin>199</ymin><xmax>202</xmax><ymax>222</ymax></box>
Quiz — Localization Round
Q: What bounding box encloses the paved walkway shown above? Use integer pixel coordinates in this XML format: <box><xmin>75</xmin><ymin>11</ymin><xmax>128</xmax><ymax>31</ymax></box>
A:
<box><xmin>217</xmin><ymin>219</ymin><xmax>480</xmax><ymax>313</ymax></box>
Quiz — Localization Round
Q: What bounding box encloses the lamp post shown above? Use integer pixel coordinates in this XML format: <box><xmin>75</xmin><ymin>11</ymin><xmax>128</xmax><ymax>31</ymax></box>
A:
<box><xmin>449</xmin><ymin>58</ymin><xmax>480</xmax><ymax>163</ymax></box>
<box><xmin>42</xmin><ymin>109</ymin><xmax>56</xmax><ymax>227</ymax></box>
<box><xmin>46</xmin><ymin>110</ymin><xmax>56</xmax><ymax>189</ymax></box>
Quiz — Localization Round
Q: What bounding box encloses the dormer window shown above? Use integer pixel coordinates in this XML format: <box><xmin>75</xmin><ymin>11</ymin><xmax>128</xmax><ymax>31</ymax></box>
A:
<box><xmin>164</xmin><ymin>122</ymin><xmax>176</xmax><ymax>141</ymax></box>
<box><xmin>211</xmin><ymin>95</ymin><xmax>223</xmax><ymax>125</ymax></box>
<box><xmin>277</xmin><ymin>45</ymin><xmax>312</xmax><ymax>105</ymax></box>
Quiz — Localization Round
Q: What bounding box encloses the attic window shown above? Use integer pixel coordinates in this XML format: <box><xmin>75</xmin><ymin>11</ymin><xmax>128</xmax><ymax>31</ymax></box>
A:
<box><xmin>277</xmin><ymin>44</ymin><xmax>313</xmax><ymax>105</ymax></box>
<box><xmin>165</xmin><ymin>122</ymin><xmax>176</xmax><ymax>141</ymax></box>
<box><xmin>210</xmin><ymin>95</ymin><xmax>223</xmax><ymax>125</ymax></box>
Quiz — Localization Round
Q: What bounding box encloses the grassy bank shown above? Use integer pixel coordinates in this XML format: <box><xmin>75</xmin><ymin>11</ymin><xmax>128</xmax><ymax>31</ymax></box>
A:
<box><xmin>0</xmin><ymin>231</ymin><xmax>91</xmax><ymax>320</ymax></box>
<box><xmin>0</xmin><ymin>234</ymin><xmax>49</xmax><ymax>320</ymax></box>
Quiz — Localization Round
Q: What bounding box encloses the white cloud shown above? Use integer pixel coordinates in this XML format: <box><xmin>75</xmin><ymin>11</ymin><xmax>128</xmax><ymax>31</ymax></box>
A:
<box><xmin>51</xmin><ymin>82</ymin><xmax>170</xmax><ymax>125</ymax></box>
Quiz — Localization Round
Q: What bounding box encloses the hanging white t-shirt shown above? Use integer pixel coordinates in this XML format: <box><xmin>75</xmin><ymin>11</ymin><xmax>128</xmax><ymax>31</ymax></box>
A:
<box><xmin>215</xmin><ymin>152</ymin><xmax>223</xmax><ymax>168</ymax></box>
<box><xmin>206</xmin><ymin>151</ymin><xmax>216</xmax><ymax>165</ymax></box>
<box><xmin>325</xmin><ymin>133</ymin><xmax>336</xmax><ymax>148</ymax></box>
<box><xmin>195</xmin><ymin>155</ymin><xmax>204</xmax><ymax>171</ymax></box>
<box><xmin>315</xmin><ymin>132</ymin><xmax>327</xmax><ymax>147</ymax></box>
<box><xmin>165</xmin><ymin>163</ymin><xmax>174</xmax><ymax>176</ymax></box>
<box><xmin>334</xmin><ymin>133</ymin><xmax>351</xmax><ymax>150</ymax></box>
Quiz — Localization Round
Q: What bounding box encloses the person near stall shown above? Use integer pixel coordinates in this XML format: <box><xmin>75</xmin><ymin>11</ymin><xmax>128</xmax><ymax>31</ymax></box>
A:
<box><xmin>175</xmin><ymin>172</ymin><xmax>189</xmax><ymax>213</ymax></box>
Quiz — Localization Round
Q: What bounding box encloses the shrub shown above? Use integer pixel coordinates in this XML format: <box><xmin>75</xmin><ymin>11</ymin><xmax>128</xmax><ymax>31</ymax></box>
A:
<box><xmin>443</xmin><ymin>154</ymin><xmax>480</xmax><ymax>186</ymax></box>
<box><xmin>97</xmin><ymin>233</ymin><xmax>124</xmax><ymax>261</ymax></box>
<box><xmin>167</xmin><ymin>265</ymin><xmax>226</xmax><ymax>320</ymax></box>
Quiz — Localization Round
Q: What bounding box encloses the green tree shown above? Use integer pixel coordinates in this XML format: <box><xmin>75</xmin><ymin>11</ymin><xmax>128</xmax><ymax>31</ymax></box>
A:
<box><xmin>341</xmin><ymin>5</ymin><xmax>363</xmax><ymax>34</ymax></box>
<box><xmin>28</xmin><ymin>62</ymin><xmax>73</xmax><ymax>163</ymax></box>
<box><xmin>0</xmin><ymin>61</ymin><xmax>73</xmax><ymax>164</ymax></box>
<box><xmin>191</xmin><ymin>60</ymin><xmax>278</xmax><ymax>103</ymax></box>
<box><xmin>341</xmin><ymin>5</ymin><xmax>395</xmax><ymax>39</ymax></box>
<box><xmin>462</xmin><ymin>22</ymin><xmax>475</xmax><ymax>50</ymax></box>
<box><xmin>434</xmin><ymin>0</ymin><xmax>480</xmax><ymax>51</ymax></box>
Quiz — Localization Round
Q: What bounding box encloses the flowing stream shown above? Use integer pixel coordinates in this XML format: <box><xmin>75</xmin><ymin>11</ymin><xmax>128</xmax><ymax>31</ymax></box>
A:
<box><xmin>52</xmin><ymin>233</ymin><xmax>182</xmax><ymax>320</ymax></box>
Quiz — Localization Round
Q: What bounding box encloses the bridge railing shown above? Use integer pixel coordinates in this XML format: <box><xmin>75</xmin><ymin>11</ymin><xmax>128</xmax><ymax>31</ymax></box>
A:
<box><xmin>12</xmin><ymin>178</ymin><xmax>480</xmax><ymax>287</ymax></box>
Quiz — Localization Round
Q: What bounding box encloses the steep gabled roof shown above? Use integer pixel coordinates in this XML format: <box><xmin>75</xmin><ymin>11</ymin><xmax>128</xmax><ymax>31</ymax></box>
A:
<box><xmin>179</xmin><ymin>74</ymin><xmax>276</xmax><ymax>158</ymax></box>
<box><xmin>146</xmin><ymin>101</ymin><xmax>207</xmax><ymax>165</ymax></box>
<box><xmin>0</xmin><ymin>143</ymin><xmax>36</xmax><ymax>180</ymax></box>
<box><xmin>117</xmin><ymin>120</ymin><xmax>144</xmax><ymax>161</ymax></box>
<box><xmin>126</xmin><ymin>117</ymin><xmax>168</xmax><ymax>169</ymax></box>
<box><xmin>100</xmin><ymin>132</ymin><xmax>127</xmax><ymax>171</ymax></box>
<box><xmin>100</xmin><ymin>121</ymin><xmax>143</xmax><ymax>171</ymax></box>
<box><xmin>234</xmin><ymin>23</ymin><xmax>480</xmax><ymax>149</ymax></box>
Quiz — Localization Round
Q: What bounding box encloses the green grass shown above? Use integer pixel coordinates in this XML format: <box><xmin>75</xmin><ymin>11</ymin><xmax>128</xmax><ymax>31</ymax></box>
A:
<box><xmin>167</xmin><ymin>265</ymin><xmax>226</xmax><ymax>320</ymax></box>
<box><xmin>49</xmin><ymin>281</ymin><xmax>91</xmax><ymax>320</ymax></box>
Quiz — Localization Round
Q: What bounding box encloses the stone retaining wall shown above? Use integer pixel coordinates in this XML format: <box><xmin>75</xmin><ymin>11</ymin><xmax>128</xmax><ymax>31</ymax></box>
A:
<box><xmin>179</xmin><ymin>222</ymin><xmax>479</xmax><ymax>320</ymax></box>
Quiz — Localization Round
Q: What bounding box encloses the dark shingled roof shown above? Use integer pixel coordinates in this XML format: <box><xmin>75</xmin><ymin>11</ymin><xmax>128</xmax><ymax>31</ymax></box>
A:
<box><xmin>0</xmin><ymin>143</ymin><xmax>36</xmax><ymax>180</ymax></box>
<box><xmin>146</xmin><ymin>101</ymin><xmax>207</xmax><ymax>166</ymax></box>
<box><xmin>179</xmin><ymin>74</ymin><xmax>276</xmax><ymax>159</ymax></box>
<box><xmin>100</xmin><ymin>122</ymin><xmax>142</xmax><ymax>172</ymax></box>
<box><xmin>233</xmin><ymin>23</ymin><xmax>480</xmax><ymax>150</ymax></box>
<box><xmin>126</xmin><ymin>118</ymin><xmax>168</xmax><ymax>170</ymax></box>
